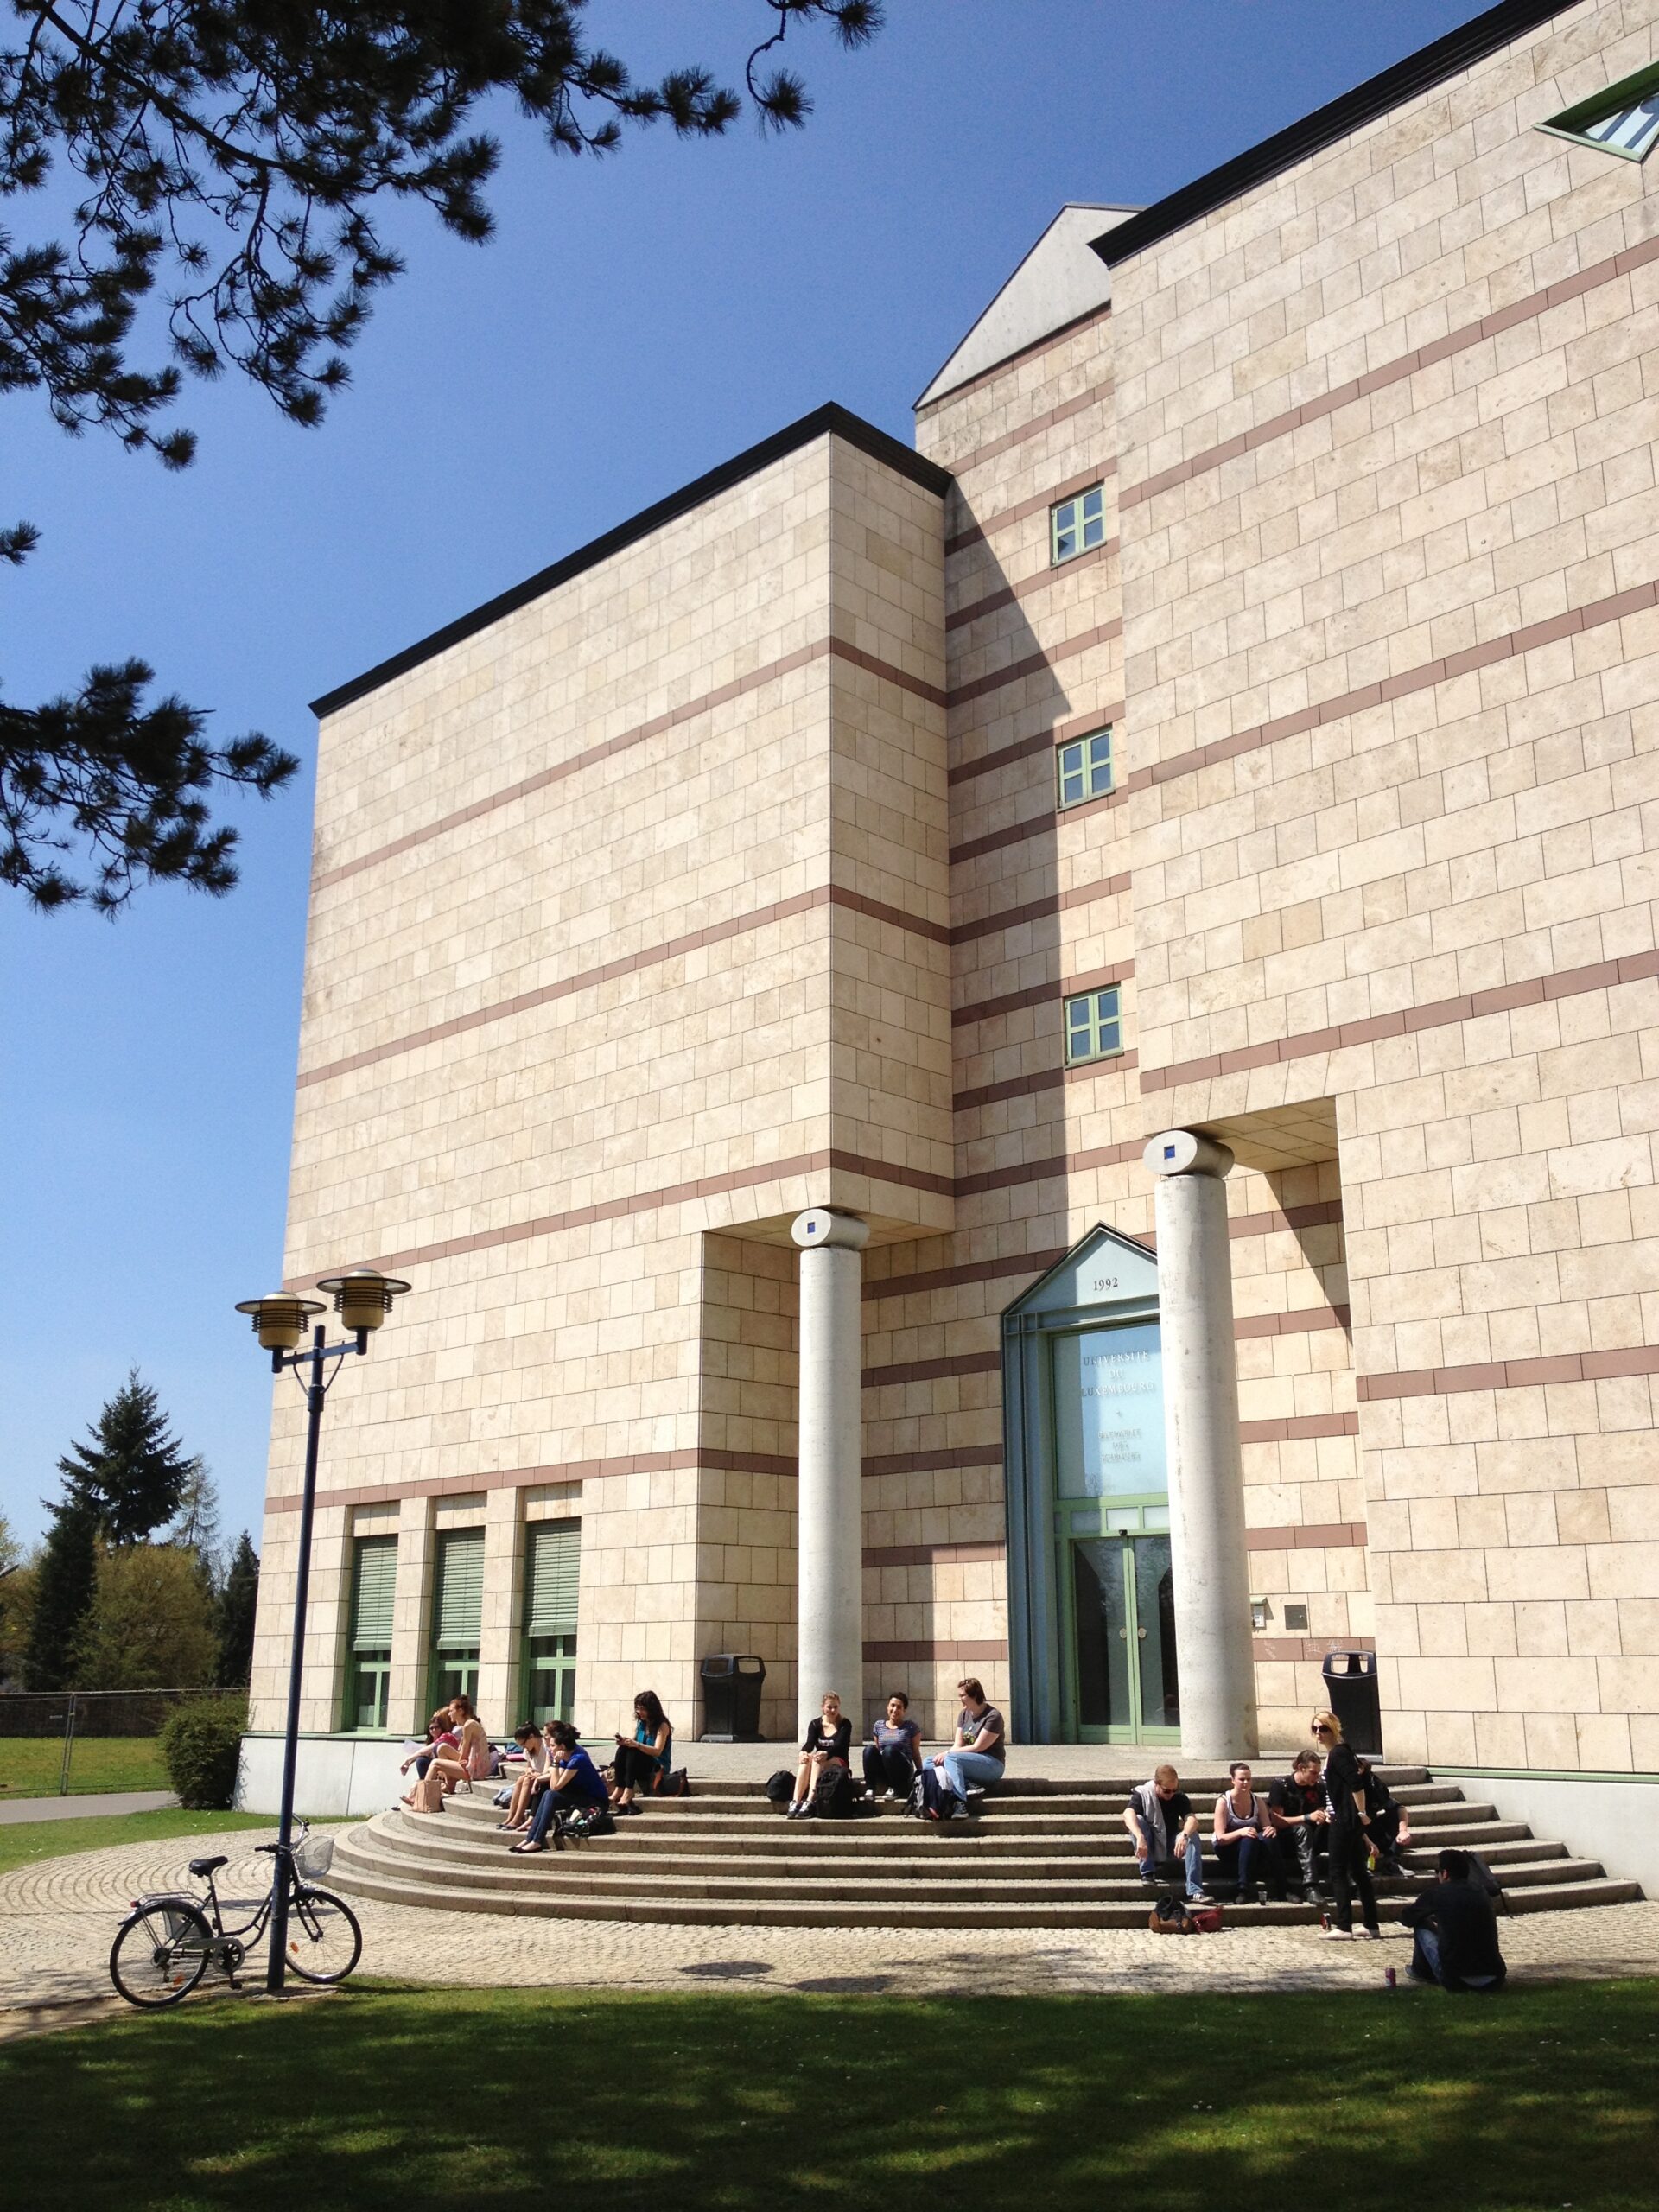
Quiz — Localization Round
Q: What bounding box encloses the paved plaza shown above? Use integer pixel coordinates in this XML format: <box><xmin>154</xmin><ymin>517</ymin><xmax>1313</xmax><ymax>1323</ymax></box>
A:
<box><xmin>3</xmin><ymin>1825</ymin><xmax>1656</xmax><ymax>2037</ymax></box>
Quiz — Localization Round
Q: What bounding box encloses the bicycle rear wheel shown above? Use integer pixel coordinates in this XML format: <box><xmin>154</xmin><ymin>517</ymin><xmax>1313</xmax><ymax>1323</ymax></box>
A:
<box><xmin>283</xmin><ymin>1885</ymin><xmax>362</xmax><ymax>1983</ymax></box>
<box><xmin>110</xmin><ymin>1899</ymin><xmax>213</xmax><ymax>2008</ymax></box>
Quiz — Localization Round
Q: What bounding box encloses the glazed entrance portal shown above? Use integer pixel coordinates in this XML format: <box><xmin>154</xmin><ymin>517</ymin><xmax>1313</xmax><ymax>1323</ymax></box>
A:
<box><xmin>1002</xmin><ymin>1226</ymin><xmax>1176</xmax><ymax>1745</ymax></box>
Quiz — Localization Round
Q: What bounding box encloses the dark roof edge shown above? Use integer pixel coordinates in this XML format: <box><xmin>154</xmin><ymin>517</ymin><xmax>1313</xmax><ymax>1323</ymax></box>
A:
<box><xmin>1093</xmin><ymin>0</ymin><xmax>1573</xmax><ymax>269</ymax></box>
<box><xmin>309</xmin><ymin>402</ymin><xmax>952</xmax><ymax>718</ymax></box>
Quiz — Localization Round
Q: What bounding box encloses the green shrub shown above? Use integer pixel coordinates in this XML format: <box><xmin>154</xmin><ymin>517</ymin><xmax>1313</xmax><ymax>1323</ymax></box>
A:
<box><xmin>158</xmin><ymin>1695</ymin><xmax>248</xmax><ymax>1809</ymax></box>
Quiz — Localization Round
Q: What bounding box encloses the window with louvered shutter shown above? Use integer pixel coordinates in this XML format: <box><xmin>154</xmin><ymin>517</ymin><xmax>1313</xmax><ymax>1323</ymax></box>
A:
<box><xmin>351</xmin><ymin>1536</ymin><xmax>397</xmax><ymax>1650</ymax></box>
<box><xmin>433</xmin><ymin>1529</ymin><xmax>485</xmax><ymax>1647</ymax></box>
<box><xmin>524</xmin><ymin>1522</ymin><xmax>580</xmax><ymax>1637</ymax></box>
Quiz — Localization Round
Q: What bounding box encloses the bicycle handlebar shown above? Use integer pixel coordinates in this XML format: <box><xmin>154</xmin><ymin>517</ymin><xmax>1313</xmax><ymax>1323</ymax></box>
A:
<box><xmin>254</xmin><ymin>1816</ymin><xmax>311</xmax><ymax>1857</ymax></box>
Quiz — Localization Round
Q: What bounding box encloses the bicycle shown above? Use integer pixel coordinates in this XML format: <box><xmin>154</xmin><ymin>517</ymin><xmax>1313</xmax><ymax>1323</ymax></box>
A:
<box><xmin>108</xmin><ymin>1819</ymin><xmax>362</xmax><ymax>2008</ymax></box>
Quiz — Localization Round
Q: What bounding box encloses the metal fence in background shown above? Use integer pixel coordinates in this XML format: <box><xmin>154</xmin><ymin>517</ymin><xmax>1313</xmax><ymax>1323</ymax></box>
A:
<box><xmin>0</xmin><ymin>1687</ymin><xmax>246</xmax><ymax>1796</ymax></box>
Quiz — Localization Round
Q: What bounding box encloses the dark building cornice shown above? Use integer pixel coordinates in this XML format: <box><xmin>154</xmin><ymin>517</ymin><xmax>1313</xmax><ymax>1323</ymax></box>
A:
<box><xmin>310</xmin><ymin>403</ymin><xmax>951</xmax><ymax>718</ymax></box>
<box><xmin>1093</xmin><ymin>1</ymin><xmax>1574</xmax><ymax>268</ymax></box>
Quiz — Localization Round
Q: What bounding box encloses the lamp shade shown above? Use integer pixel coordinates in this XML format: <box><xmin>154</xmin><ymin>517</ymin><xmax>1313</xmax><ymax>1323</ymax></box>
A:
<box><xmin>315</xmin><ymin>1268</ymin><xmax>412</xmax><ymax>1332</ymax></box>
<box><xmin>234</xmin><ymin>1294</ymin><xmax>325</xmax><ymax>1351</ymax></box>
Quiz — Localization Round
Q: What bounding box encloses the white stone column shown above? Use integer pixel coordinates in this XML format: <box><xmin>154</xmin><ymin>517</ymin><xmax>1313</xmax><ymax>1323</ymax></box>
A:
<box><xmin>1144</xmin><ymin>1129</ymin><xmax>1258</xmax><ymax>1761</ymax></box>
<box><xmin>791</xmin><ymin>1208</ymin><xmax>869</xmax><ymax>1739</ymax></box>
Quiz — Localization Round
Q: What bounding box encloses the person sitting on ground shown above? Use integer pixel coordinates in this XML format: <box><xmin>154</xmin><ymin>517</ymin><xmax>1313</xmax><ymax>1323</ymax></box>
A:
<box><xmin>1357</xmin><ymin>1757</ymin><xmax>1412</xmax><ymax>1875</ymax></box>
<box><xmin>789</xmin><ymin>1691</ymin><xmax>853</xmax><ymax>1818</ymax></box>
<box><xmin>1212</xmin><ymin>1760</ymin><xmax>1280</xmax><ymax>1904</ymax></box>
<box><xmin>1125</xmin><ymin>1764</ymin><xmax>1212</xmax><ymax>1903</ymax></box>
<box><xmin>1313</xmin><ymin>1709</ymin><xmax>1382</xmax><ymax>1941</ymax></box>
<box><xmin>1402</xmin><ymin>1847</ymin><xmax>1508</xmax><ymax>1992</ymax></box>
<box><xmin>498</xmin><ymin>1723</ymin><xmax>550</xmax><ymax>1832</ymax></box>
<box><xmin>511</xmin><ymin>1722</ymin><xmax>610</xmax><ymax>1854</ymax></box>
<box><xmin>926</xmin><ymin>1678</ymin><xmax>1006</xmax><ymax>1819</ymax></box>
<box><xmin>1268</xmin><ymin>1750</ymin><xmax>1332</xmax><ymax>1903</ymax></box>
<box><xmin>863</xmin><ymin>1690</ymin><xmax>923</xmax><ymax>1800</ymax></box>
<box><xmin>609</xmin><ymin>1689</ymin><xmax>673</xmax><ymax>1815</ymax></box>
<box><xmin>399</xmin><ymin>1712</ymin><xmax>460</xmax><ymax>1808</ymax></box>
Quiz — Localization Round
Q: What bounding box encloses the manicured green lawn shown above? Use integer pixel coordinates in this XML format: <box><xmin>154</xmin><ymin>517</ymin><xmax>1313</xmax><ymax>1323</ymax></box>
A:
<box><xmin>4</xmin><ymin>1980</ymin><xmax>1656</xmax><ymax>2209</ymax></box>
<box><xmin>0</xmin><ymin>1809</ymin><xmax>325</xmax><ymax>1879</ymax></box>
<box><xmin>0</xmin><ymin>1733</ymin><xmax>168</xmax><ymax>1796</ymax></box>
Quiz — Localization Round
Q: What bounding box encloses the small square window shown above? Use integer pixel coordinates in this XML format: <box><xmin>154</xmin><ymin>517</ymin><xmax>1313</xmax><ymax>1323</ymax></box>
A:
<box><xmin>1050</xmin><ymin>484</ymin><xmax>1106</xmax><ymax>564</ymax></box>
<box><xmin>1537</xmin><ymin>61</ymin><xmax>1659</xmax><ymax>162</ymax></box>
<box><xmin>1057</xmin><ymin>727</ymin><xmax>1114</xmax><ymax>808</ymax></box>
<box><xmin>1064</xmin><ymin>985</ymin><xmax>1122</xmax><ymax>1067</ymax></box>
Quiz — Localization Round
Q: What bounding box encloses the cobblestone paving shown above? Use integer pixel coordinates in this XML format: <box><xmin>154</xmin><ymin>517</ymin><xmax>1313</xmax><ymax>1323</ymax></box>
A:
<box><xmin>3</xmin><ymin>1827</ymin><xmax>1657</xmax><ymax>2020</ymax></box>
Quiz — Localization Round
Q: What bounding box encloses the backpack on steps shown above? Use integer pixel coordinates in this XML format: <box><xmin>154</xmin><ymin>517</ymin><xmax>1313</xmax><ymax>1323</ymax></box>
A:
<box><xmin>765</xmin><ymin>1769</ymin><xmax>795</xmax><ymax>1806</ymax></box>
<box><xmin>814</xmin><ymin>1764</ymin><xmax>855</xmax><ymax>1820</ymax></box>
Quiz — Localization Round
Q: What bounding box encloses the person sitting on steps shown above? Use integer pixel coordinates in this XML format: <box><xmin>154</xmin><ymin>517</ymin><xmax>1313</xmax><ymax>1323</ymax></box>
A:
<box><xmin>789</xmin><ymin>1692</ymin><xmax>852</xmax><ymax>1818</ymax></box>
<box><xmin>511</xmin><ymin>1722</ymin><xmax>609</xmax><ymax>1854</ymax></box>
<box><xmin>398</xmin><ymin>1712</ymin><xmax>460</xmax><ymax>1812</ymax></box>
<box><xmin>1358</xmin><ymin>1757</ymin><xmax>1413</xmax><ymax>1875</ymax></box>
<box><xmin>925</xmin><ymin>1678</ymin><xmax>1006</xmax><ymax>1820</ymax></box>
<box><xmin>1125</xmin><ymin>1764</ymin><xmax>1213</xmax><ymax>1904</ymax></box>
<box><xmin>1212</xmin><ymin>1760</ymin><xmax>1280</xmax><ymax>1904</ymax></box>
<box><xmin>1268</xmin><ymin>1750</ymin><xmax>1332</xmax><ymax>1903</ymax></box>
<box><xmin>497</xmin><ymin>1722</ymin><xmax>550</xmax><ymax>1832</ymax></box>
<box><xmin>609</xmin><ymin>1690</ymin><xmax>673</xmax><ymax>1815</ymax></box>
<box><xmin>862</xmin><ymin>1690</ymin><xmax>923</xmax><ymax>1801</ymax></box>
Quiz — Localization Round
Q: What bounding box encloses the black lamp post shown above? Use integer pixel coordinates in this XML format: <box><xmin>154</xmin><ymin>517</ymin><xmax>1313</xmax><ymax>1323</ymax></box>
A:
<box><xmin>235</xmin><ymin>1267</ymin><xmax>410</xmax><ymax>1993</ymax></box>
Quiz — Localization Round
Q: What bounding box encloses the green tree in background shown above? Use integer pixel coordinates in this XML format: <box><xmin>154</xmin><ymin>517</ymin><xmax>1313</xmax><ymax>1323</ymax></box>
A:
<box><xmin>22</xmin><ymin>1495</ymin><xmax>98</xmax><ymax>1690</ymax></box>
<box><xmin>1</xmin><ymin>2</ymin><xmax>881</xmax><ymax>912</ymax></box>
<box><xmin>168</xmin><ymin>1462</ymin><xmax>225</xmax><ymax>1586</ymax></box>
<box><xmin>214</xmin><ymin>1533</ymin><xmax>260</xmax><ymax>1689</ymax></box>
<box><xmin>56</xmin><ymin>1370</ymin><xmax>200</xmax><ymax>1546</ymax></box>
<box><xmin>75</xmin><ymin>1543</ymin><xmax>219</xmax><ymax>1690</ymax></box>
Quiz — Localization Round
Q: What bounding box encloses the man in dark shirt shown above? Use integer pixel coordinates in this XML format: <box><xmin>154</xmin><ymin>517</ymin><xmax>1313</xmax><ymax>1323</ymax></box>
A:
<box><xmin>1124</xmin><ymin>1764</ymin><xmax>1213</xmax><ymax>1903</ymax></box>
<box><xmin>1268</xmin><ymin>1751</ymin><xmax>1331</xmax><ymax>1902</ymax></box>
<box><xmin>1402</xmin><ymin>1848</ymin><xmax>1508</xmax><ymax>1992</ymax></box>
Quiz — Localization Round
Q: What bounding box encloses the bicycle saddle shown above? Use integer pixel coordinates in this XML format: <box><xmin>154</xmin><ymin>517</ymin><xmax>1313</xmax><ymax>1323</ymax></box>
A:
<box><xmin>188</xmin><ymin>1855</ymin><xmax>228</xmax><ymax>1878</ymax></box>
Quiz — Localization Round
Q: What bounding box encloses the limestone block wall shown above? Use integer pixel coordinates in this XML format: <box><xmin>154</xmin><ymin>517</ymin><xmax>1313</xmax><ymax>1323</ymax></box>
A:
<box><xmin>1111</xmin><ymin>0</ymin><xmax>1659</xmax><ymax>1770</ymax></box>
<box><xmin>251</xmin><ymin>422</ymin><xmax>950</xmax><ymax>1743</ymax></box>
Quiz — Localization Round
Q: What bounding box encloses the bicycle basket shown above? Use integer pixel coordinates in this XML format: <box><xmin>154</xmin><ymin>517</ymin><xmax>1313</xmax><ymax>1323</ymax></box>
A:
<box><xmin>295</xmin><ymin>1833</ymin><xmax>334</xmax><ymax>1878</ymax></box>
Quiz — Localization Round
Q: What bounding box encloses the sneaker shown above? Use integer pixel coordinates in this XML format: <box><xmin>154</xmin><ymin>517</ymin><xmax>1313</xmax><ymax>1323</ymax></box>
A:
<box><xmin>1188</xmin><ymin>1889</ymin><xmax>1217</xmax><ymax>1906</ymax></box>
<box><xmin>881</xmin><ymin>1789</ymin><xmax>898</xmax><ymax>1802</ymax></box>
<box><xmin>1319</xmin><ymin>1926</ymin><xmax>1353</xmax><ymax>1940</ymax></box>
<box><xmin>1354</xmin><ymin>1925</ymin><xmax>1380</xmax><ymax>1940</ymax></box>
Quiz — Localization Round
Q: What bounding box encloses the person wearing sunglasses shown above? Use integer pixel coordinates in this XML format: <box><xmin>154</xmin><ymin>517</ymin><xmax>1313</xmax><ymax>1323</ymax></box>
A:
<box><xmin>1312</xmin><ymin>1709</ymin><xmax>1380</xmax><ymax>1939</ymax></box>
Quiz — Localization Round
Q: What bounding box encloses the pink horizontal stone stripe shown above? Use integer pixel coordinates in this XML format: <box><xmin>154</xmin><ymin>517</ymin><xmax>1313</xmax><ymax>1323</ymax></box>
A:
<box><xmin>1119</xmin><ymin>231</ymin><xmax>1659</xmax><ymax>512</ymax></box>
<box><xmin>1245</xmin><ymin>1521</ymin><xmax>1367</xmax><ymax>1552</ymax></box>
<box><xmin>1357</xmin><ymin>1344</ymin><xmax>1659</xmax><ymax>1402</ymax></box>
<box><xmin>313</xmin><ymin>633</ymin><xmax>944</xmax><ymax>893</ymax></box>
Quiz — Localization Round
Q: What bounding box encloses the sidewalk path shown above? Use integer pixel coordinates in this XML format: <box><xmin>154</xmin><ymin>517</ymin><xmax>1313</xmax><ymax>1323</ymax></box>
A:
<box><xmin>0</xmin><ymin>1791</ymin><xmax>177</xmax><ymax>1826</ymax></box>
<box><xmin>3</xmin><ymin>1827</ymin><xmax>1656</xmax><ymax>2017</ymax></box>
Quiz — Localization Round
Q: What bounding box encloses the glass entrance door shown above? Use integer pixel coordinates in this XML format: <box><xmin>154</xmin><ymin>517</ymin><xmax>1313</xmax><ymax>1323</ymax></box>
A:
<box><xmin>1068</xmin><ymin>1533</ymin><xmax>1180</xmax><ymax>1742</ymax></box>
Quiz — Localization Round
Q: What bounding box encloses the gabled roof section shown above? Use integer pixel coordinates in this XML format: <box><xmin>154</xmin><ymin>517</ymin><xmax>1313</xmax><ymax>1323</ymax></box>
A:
<box><xmin>1003</xmin><ymin>1224</ymin><xmax>1158</xmax><ymax>1319</ymax></box>
<box><xmin>1093</xmin><ymin>0</ymin><xmax>1573</xmax><ymax>269</ymax></box>
<box><xmin>309</xmin><ymin>402</ymin><xmax>951</xmax><ymax>719</ymax></box>
<box><xmin>915</xmin><ymin>205</ymin><xmax>1136</xmax><ymax>411</ymax></box>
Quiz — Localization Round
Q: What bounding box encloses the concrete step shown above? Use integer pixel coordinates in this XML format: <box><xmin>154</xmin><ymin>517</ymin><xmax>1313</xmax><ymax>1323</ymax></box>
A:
<box><xmin>613</xmin><ymin>1767</ymin><xmax>1435</xmax><ymax>1803</ymax></box>
<box><xmin>327</xmin><ymin>1851</ymin><xmax>1643</xmax><ymax>1929</ymax></box>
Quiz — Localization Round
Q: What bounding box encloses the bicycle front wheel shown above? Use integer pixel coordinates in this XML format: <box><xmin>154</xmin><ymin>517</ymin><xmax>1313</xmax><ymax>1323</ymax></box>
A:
<box><xmin>110</xmin><ymin>1899</ymin><xmax>213</xmax><ymax>2008</ymax></box>
<box><xmin>283</xmin><ymin>1885</ymin><xmax>362</xmax><ymax>1983</ymax></box>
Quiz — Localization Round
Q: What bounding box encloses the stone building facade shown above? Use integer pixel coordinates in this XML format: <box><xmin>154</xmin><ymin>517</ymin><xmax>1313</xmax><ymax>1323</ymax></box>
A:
<box><xmin>247</xmin><ymin>0</ymin><xmax>1659</xmax><ymax>1842</ymax></box>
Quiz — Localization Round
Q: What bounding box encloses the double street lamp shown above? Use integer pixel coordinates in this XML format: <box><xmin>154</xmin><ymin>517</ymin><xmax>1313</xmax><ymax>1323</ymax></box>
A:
<box><xmin>235</xmin><ymin>1267</ymin><xmax>410</xmax><ymax>1992</ymax></box>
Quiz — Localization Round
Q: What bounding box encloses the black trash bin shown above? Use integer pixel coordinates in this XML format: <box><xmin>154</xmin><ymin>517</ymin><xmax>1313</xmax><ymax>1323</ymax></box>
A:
<box><xmin>1321</xmin><ymin>1650</ymin><xmax>1382</xmax><ymax>1758</ymax></box>
<box><xmin>700</xmin><ymin>1654</ymin><xmax>766</xmax><ymax>1742</ymax></box>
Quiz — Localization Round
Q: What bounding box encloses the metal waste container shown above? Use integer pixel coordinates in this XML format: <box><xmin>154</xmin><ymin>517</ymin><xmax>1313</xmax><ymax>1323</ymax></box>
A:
<box><xmin>699</xmin><ymin>1653</ymin><xmax>766</xmax><ymax>1742</ymax></box>
<box><xmin>1321</xmin><ymin>1649</ymin><xmax>1382</xmax><ymax>1758</ymax></box>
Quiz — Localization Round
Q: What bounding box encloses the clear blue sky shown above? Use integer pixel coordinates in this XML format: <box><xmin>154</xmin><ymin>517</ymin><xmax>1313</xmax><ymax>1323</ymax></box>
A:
<box><xmin>0</xmin><ymin>1</ymin><xmax>1480</xmax><ymax>1553</ymax></box>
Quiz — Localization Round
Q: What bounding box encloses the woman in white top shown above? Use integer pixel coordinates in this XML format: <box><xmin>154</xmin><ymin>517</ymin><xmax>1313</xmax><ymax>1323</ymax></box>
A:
<box><xmin>498</xmin><ymin>1723</ymin><xmax>551</xmax><ymax>1832</ymax></box>
<box><xmin>1212</xmin><ymin>1759</ymin><xmax>1274</xmax><ymax>1904</ymax></box>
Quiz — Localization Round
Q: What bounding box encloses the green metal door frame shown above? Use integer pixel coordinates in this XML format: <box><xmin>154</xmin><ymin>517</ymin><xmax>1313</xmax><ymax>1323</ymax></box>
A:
<box><xmin>1060</xmin><ymin>1528</ymin><xmax>1182</xmax><ymax>1745</ymax></box>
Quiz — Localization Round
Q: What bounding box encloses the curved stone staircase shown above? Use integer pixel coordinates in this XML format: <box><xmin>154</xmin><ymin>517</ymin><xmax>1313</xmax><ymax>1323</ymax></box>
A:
<box><xmin>329</xmin><ymin>1769</ymin><xmax>1642</xmax><ymax>1929</ymax></box>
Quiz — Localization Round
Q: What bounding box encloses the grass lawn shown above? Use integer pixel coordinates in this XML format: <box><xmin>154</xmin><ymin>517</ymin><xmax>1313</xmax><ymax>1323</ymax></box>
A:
<box><xmin>0</xmin><ymin>1733</ymin><xmax>168</xmax><ymax>1796</ymax></box>
<box><xmin>0</xmin><ymin>1809</ymin><xmax>329</xmax><ymax>1879</ymax></box>
<box><xmin>3</xmin><ymin>1980</ymin><xmax>1656</xmax><ymax>2209</ymax></box>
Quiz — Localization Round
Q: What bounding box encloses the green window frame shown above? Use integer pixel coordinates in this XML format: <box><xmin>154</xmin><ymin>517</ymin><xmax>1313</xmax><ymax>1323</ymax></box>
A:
<box><xmin>343</xmin><ymin>1534</ymin><xmax>397</xmax><ymax>1732</ymax></box>
<box><xmin>1057</xmin><ymin>727</ymin><xmax>1113</xmax><ymax>808</ymax></box>
<box><xmin>1536</xmin><ymin>60</ymin><xmax>1659</xmax><ymax>162</ymax></box>
<box><xmin>522</xmin><ymin>1521</ymin><xmax>580</xmax><ymax>1726</ymax></box>
<box><xmin>429</xmin><ymin>1528</ymin><xmax>484</xmax><ymax>1713</ymax></box>
<box><xmin>1065</xmin><ymin>985</ymin><xmax>1123</xmax><ymax>1067</ymax></box>
<box><xmin>1050</xmin><ymin>484</ymin><xmax>1106</xmax><ymax>564</ymax></box>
